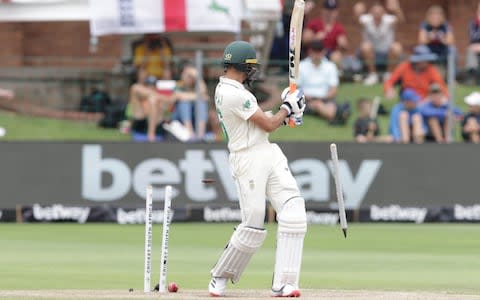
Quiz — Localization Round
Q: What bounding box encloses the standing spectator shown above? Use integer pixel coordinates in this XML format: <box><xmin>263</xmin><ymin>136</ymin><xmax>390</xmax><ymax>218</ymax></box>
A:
<box><xmin>389</xmin><ymin>89</ymin><xmax>425</xmax><ymax>144</ymax></box>
<box><xmin>353</xmin><ymin>0</ymin><xmax>404</xmax><ymax>85</ymax></box>
<box><xmin>418</xmin><ymin>5</ymin><xmax>455</xmax><ymax>66</ymax></box>
<box><xmin>384</xmin><ymin>45</ymin><xmax>448</xmax><ymax>100</ymax></box>
<box><xmin>462</xmin><ymin>92</ymin><xmax>480</xmax><ymax>144</ymax></box>
<box><xmin>465</xmin><ymin>2</ymin><xmax>480</xmax><ymax>84</ymax></box>
<box><xmin>419</xmin><ymin>83</ymin><xmax>462</xmax><ymax>143</ymax></box>
<box><xmin>353</xmin><ymin>98</ymin><xmax>393</xmax><ymax>143</ymax></box>
<box><xmin>298</xmin><ymin>40</ymin><xmax>349</xmax><ymax>124</ymax></box>
<box><xmin>133</xmin><ymin>34</ymin><xmax>173</xmax><ymax>80</ymax></box>
<box><xmin>302</xmin><ymin>0</ymin><xmax>348</xmax><ymax>68</ymax></box>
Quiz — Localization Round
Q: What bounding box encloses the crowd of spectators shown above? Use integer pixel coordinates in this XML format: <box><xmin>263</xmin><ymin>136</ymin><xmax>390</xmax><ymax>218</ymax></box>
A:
<box><xmin>293</xmin><ymin>0</ymin><xmax>480</xmax><ymax>144</ymax></box>
<box><xmin>121</xmin><ymin>34</ymin><xmax>219</xmax><ymax>143</ymax></box>
<box><xmin>109</xmin><ymin>0</ymin><xmax>480</xmax><ymax>145</ymax></box>
<box><xmin>2</xmin><ymin>1</ymin><xmax>480</xmax><ymax>145</ymax></box>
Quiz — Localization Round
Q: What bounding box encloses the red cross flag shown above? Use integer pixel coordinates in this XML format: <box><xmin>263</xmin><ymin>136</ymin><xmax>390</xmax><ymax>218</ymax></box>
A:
<box><xmin>89</xmin><ymin>0</ymin><xmax>243</xmax><ymax>36</ymax></box>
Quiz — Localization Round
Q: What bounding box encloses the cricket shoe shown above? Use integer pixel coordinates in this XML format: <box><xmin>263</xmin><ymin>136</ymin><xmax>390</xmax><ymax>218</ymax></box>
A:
<box><xmin>271</xmin><ymin>284</ymin><xmax>301</xmax><ymax>297</ymax></box>
<box><xmin>209</xmin><ymin>277</ymin><xmax>227</xmax><ymax>297</ymax></box>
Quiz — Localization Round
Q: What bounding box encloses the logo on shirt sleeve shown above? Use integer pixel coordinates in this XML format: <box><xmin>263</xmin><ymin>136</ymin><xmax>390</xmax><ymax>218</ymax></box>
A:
<box><xmin>243</xmin><ymin>99</ymin><xmax>252</xmax><ymax>110</ymax></box>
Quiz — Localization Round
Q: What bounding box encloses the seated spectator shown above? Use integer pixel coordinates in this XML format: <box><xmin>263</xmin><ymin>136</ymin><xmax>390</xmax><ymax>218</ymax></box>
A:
<box><xmin>302</xmin><ymin>0</ymin><xmax>348</xmax><ymax>68</ymax></box>
<box><xmin>418</xmin><ymin>5</ymin><xmax>455</xmax><ymax>66</ymax></box>
<box><xmin>354</xmin><ymin>98</ymin><xmax>393</xmax><ymax>143</ymax></box>
<box><xmin>133</xmin><ymin>34</ymin><xmax>173</xmax><ymax>80</ymax></box>
<box><xmin>384</xmin><ymin>45</ymin><xmax>448</xmax><ymax>100</ymax></box>
<box><xmin>0</xmin><ymin>87</ymin><xmax>14</xmax><ymax>138</ymax></box>
<box><xmin>298</xmin><ymin>40</ymin><xmax>350</xmax><ymax>124</ymax></box>
<box><xmin>465</xmin><ymin>2</ymin><xmax>480</xmax><ymax>84</ymax></box>
<box><xmin>353</xmin><ymin>0</ymin><xmax>404</xmax><ymax>85</ymax></box>
<box><xmin>127</xmin><ymin>68</ymin><xmax>176</xmax><ymax>142</ymax></box>
<box><xmin>389</xmin><ymin>89</ymin><xmax>425</xmax><ymax>144</ymax></box>
<box><xmin>462</xmin><ymin>92</ymin><xmax>480</xmax><ymax>144</ymax></box>
<box><xmin>170</xmin><ymin>64</ymin><xmax>209</xmax><ymax>141</ymax></box>
<box><xmin>419</xmin><ymin>83</ymin><xmax>462</xmax><ymax>143</ymax></box>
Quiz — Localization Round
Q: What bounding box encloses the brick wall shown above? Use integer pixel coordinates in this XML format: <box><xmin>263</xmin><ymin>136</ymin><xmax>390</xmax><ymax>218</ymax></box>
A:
<box><xmin>0</xmin><ymin>1</ymin><xmax>478</xmax><ymax>69</ymax></box>
<box><xmin>0</xmin><ymin>21</ymin><xmax>122</xmax><ymax>69</ymax></box>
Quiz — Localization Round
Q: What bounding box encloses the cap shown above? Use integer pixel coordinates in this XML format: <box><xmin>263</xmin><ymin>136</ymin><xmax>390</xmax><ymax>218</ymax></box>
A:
<box><xmin>310</xmin><ymin>39</ymin><xmax>324</xmax><ymax>51</ymax></box>
<box><xmin>410</xmin><ymin>45</ymin><xmax>438</xmax><ymax>63</ymax></box>
<box><xmin>144</xmin><ymin>75</ymin><xmax>157</xmax><ymax>86</ymax></box>
<box><xmin>465</xmin><ymin>92</ymin><xmax>480</xmax><ymax>106</ymax></box>
<box><xmin>429</xmin><ymin>83</ymin><xmax>442</xmax><ymax>94</ymax></box>
<box><xmin>400</xmin><ymin>89</ymin><xmax>421</xmax><ymax>102</ymax></box>
<box><xmin>323</xmin><ymin>0</ymin><xmax>338</xmax><ymax>10</ymax></box>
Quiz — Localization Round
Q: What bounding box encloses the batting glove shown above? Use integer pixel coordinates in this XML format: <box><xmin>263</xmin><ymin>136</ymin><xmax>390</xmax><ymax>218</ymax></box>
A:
<box><xmin>281</xmin><ymin>88</ymin><xmax>306</xmax><ymax>116</ymax></box>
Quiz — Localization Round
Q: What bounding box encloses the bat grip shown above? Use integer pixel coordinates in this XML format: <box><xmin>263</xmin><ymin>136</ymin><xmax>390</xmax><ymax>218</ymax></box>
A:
<box><xmin>288</xmin><ymin>83</ymin><xmax>297</xmax><ymax>128</ymax></box>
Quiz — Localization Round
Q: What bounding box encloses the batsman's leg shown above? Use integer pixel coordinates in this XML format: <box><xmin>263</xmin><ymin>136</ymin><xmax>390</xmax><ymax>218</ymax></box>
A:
<box><xmin>209</xmin><ymin>225</ymin><xmax>267</xmax><ymax>296</ymax></box>
<box><xmin>209</xmin><ymin>155</ymin><xmax>269</xmax><ymax>297</ymax></box>
<box><xmin>267</xmin><ymin>144</ymin><xmax>307</xmax><ymax>297</ymax></box>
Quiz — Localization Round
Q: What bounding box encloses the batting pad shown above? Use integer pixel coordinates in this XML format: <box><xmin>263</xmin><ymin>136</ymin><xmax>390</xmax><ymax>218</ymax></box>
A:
<box><xmin>211</xmin><ymin>225</ymin><xmax>267</xmax><ymax>283</ymax></box>
<box><xmin>273</xmin><ymin>197</ymin><xmax>307</xmax><ymax>290</ymax></box>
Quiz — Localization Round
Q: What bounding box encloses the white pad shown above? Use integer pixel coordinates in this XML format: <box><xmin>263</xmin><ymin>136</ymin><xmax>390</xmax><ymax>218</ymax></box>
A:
<box><xmin>211</xmin><ymin>225</ymin><xmax>267</xmax><ymax>283</ymax></box>
<box><xmin>272</xmin><ymin>197</ymin><xmax>307</xmax><ymax>290</ymax></box>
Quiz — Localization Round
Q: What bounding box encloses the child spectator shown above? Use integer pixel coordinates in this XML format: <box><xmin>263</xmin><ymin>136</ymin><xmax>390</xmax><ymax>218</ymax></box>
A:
<box><xmin>418</xmin><ymin>5</ymin><xmax>455</xmax><ymax>66</ymax></box>
<box><xmin>354</xmin><ymin>98</ymin><xmax>392</xmax><ymax>143</ymax></box>
<box><xmin>462</xmin><ymin>92</ymin><xmax>480</xmax><ymax>144</ymax></box>
<box><xmin>298</xmin><ymin>40</ymin><xmax>350</xmax><ymax>125</ymax></box>
<box><xmin>389</xmin><ymin>89</ymin><xmax>425</xmax><ymax>144</ymax></box>
<box><xmin>303</xmin><ymin>0</ymin><xmax>348</xmax><ymax>68</ymax></box>
<box><xmin>419</xmin><ymin>83</ymin><xmax>462</xmax><ymax>143</ymax></box>
<box><xmin>465</xmin><ymin>2</ymin><xmax>480</xmax><ymax>84</ymax></box>
<box><xmin>353</xmin><ymin>0</ymin><xmax>404</xmax><ymax>85</ymax></box>
<box><xmin>384</xmin><ymin>45</ymin><xmax>447</xmax><ymax>100</ymax></box>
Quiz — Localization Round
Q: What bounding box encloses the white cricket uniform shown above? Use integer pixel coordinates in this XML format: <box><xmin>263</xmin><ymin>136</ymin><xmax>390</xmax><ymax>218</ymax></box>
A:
<box><xmin>214</xmin><ymin>76</ymin><xmax>302</xmax><ymax>228</ymax></box>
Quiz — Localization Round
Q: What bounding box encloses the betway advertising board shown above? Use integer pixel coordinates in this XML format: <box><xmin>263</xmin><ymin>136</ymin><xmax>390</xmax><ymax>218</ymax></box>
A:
<box><xmin>0</xmin><ymin>142</ymin><xmax>479</xmax><ymax>223</ymax></box>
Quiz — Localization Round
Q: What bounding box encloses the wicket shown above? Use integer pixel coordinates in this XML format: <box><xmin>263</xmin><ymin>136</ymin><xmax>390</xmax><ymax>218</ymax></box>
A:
<box><xmin>143</xmin><ymin>185</ymin><xmax>173</xmax><ymax>293</ymax></box>
<box><xmin>330</xmin><ymin>143</ymin><xmax>348</xmax><ymax>238</ymax></box>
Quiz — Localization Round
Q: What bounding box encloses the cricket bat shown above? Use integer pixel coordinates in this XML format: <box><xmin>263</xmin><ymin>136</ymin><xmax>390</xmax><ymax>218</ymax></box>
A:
<box><xmin>367</xmin><ymin>96</ymin><xmax>381</xmax><ymax>137</ymax></box>
<box><xmin>370</xmin><ymin>96</ymin><xmax>381</xmax><ymax>120</ymax></box>
<box><xmin>287</xmin><ymin>0</ymin><xmax>305</xmax><ymax>128</ymax></box>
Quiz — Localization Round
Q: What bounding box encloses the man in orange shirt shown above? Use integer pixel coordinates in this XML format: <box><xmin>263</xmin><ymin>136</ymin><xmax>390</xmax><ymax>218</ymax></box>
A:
<box><xmin>384</xmin><ymin>45</ymin><xmax>447</xmax><ymax>100</ymax></box>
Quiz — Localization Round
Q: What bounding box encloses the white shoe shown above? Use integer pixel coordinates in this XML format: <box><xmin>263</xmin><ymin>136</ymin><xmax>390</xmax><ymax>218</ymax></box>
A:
<box><xmin>209</xmin><ymin>277</ymin><xmax>227</xmax><ymax>297</ymax></box>
<box><xmin>163</xmin><ymin>120</ymin><xmax>192</xmax><ymax>142</ymax></box>
<box><xmin>271</xmin><ymin>284</ymin><xmax>301</xmax><ymax>297</ymax></box>
<box><xmin>363</xmin><ymin>73</ymin><xmax>379</xmax><ymax>86</ymax></box>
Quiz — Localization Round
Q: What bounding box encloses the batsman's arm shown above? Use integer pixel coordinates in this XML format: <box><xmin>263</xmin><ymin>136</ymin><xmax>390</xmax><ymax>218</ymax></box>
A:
<box><xmin>249</xmin><ymin>108</ymin><xmax>289</xmax><ymax>133</ymax></box>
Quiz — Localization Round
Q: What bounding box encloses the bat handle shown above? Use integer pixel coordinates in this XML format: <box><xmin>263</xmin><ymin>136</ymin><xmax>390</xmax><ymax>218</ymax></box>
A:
<box><xmin>288</xmin><ymin>83</ymin><xmax>297</xmax><ymax>128</ymax></box>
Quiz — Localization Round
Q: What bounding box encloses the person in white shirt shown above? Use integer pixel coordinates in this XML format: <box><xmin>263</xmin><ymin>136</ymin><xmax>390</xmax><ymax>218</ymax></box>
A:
<box><xmin>208</xmin><ymin>41</ymin><xmax>307</xmax><ymax>298</ymax></box>
<box><xmin>298</xmin><ymin>39</ymin><xmax>349</xmax><ymax>124</ymax></box>
<box><xmin>354</xmin><ymin>0</ymin><xmax>404</xmax><ymax>85</ymax></box>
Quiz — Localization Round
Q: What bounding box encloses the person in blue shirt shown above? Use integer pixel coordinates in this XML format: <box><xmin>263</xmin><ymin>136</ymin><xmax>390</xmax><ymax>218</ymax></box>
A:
<box><xmin>462</xmin><ymin>92</ymin><xmax>480</xmax><ymax>143</ymax></box>
<box><xmin>419</xmin><ymin>83</ymin><xmax>463</xmax><ymax>143</ymax></box>
<box><xmin>389</xmin><ymin>89</ymin><xmax>425</xmax><ymax>144</ymax></box>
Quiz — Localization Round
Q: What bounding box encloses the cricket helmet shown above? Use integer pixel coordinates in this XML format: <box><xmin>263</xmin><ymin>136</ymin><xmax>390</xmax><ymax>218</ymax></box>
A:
<box><xmin>223</xmin><ymin>41</ymin><xmax>259</xmax><ymax>87</ymax></box>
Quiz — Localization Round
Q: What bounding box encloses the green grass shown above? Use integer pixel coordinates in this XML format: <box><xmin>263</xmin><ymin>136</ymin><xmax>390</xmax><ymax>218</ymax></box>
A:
<box><xmin>0</xmin><ymin>111</ymin><xmax>129</xmax><ymax>141</ymax></box>
<box><xmin>0</xmin><ymin>83</ymin><xmax>476</xmax><ymax>141</ymax></box>
<box><xmin>0</xmin><ymin>223</ymin><xmax>479</xmax><ymax>293</ymax></box>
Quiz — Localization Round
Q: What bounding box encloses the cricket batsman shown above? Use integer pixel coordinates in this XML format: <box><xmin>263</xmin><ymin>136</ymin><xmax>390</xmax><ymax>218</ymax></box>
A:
<box><xmin>209</xmin><ymin>41</ymin><xmax>307</xmax><ymax>297</ymax></box>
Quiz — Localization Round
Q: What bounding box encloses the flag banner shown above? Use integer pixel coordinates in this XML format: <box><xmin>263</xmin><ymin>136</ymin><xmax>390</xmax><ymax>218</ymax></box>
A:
<box><xmin>89</xmin><ymin>0</ymin><xmax>243</xmax><ymax>36</ymax></box>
